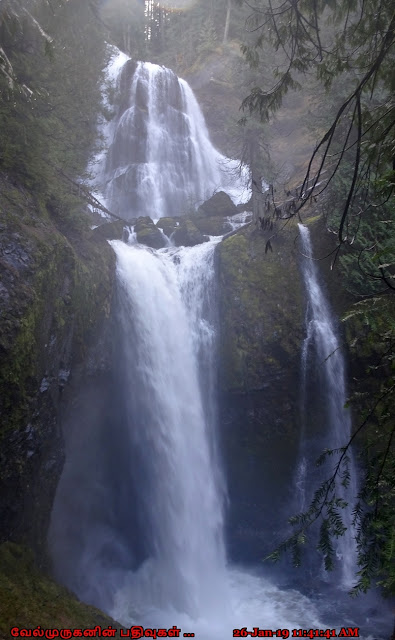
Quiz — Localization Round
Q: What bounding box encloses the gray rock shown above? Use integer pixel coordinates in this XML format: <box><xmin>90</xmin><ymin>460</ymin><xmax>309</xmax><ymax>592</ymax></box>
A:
<box><xmin>92</xmin><ymin>220</ymin><xmax>126</xmax><ymax>241</ymax></box>
<box><xmin>135</xmin><ymin>217</ymin><xmax>167</xmax><ymax>249</ymax></box>
<box><xmin>193</xmin><ymin>215</ymin><xmax>232</xmax><ymax>236</ymax></box>
<box><xmin>198</xmin><ymin>191</ymin><xmax>237</xmax><ymax>217</ymax></box>
<box><xmin>156</xmin><ymin>217</ymin><xmax>180</xmax><ymax>238</ymax></box>
<box><xmin>172</xmin><ymin>219</ymin><xmax>209</xmax><ymax>247</ymax></box>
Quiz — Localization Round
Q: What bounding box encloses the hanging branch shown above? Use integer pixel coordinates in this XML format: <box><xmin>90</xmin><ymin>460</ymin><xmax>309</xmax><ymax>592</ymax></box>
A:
<box><xmin>57</xmin><ymin>169</ymin><xmax>125</xmax><ymax>222</ymax></box>
<box><xmin>338</xmin><ymin>92</ymin><xmax>362</xmax><ymax>243</ymax></box>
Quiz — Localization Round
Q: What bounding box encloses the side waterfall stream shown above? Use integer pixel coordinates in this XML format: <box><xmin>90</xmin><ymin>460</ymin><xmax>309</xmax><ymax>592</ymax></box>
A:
<box><xmin>49</xmin><ymin>52</ymin><xmax>393</xmax><ymax>639</ymax></box>
<box><xmin>296</xmin><ymin>225</ymin><xmax>357</xmax><ymax>588</ymax></box>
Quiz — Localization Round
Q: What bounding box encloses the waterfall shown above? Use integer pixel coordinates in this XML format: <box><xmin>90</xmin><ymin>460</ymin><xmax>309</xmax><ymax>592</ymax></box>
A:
<box><xmin>48</xmin><ymin>53</ymin><xmax>393</xmax><ymax>640</ymax></box>
<box><xmin>297</xmin><ymin>224</ymin><xmax>357</xmax><ymax>587</ymax></box>
<box><xmin>97</xmin><ymin>54</ymin><xmax>248</xmax><ymax>219</ymax></box>
<box><xmin>111</xmin><ymin>238</ymin><xmax>228</xmax><ymax>621</ymax></box>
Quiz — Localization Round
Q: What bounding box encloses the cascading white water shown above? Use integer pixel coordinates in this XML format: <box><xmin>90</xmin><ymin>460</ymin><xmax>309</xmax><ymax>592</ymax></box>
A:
<box><xmin>96</xmin><ymin>53</ymin><xmax>249</xmax><ymax>219</ymax></box>
<box><xmin>49</xmin><ymin>52</ymin><xmax>393</xmax><ymax>640</ymax></box>
<box><xmin>297</xmin><ymin>224</ymin><xmax>357</xmax><ymax>587</ymax></box>
<box><xmin>110</xmin><ymin>238</ymin><xmax>229</xmax><ymax>622</ymax></box>
<box><xmin>106</xmin><ymin>238</ymin><xmax>345</xmax><ymax>637</ymax></box>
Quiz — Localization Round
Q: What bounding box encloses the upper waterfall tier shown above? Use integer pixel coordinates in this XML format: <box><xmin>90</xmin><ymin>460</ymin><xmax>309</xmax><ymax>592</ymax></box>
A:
<box><xmin>96</xmin><ymin>54</ymin><xmax>249</xmax><ymax>220</ymax></box>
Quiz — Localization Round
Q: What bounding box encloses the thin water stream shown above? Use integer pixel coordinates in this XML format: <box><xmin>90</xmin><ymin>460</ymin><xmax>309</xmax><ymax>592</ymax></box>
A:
<box><xmin>297</xmin><ymin>225</ymin><xmax>357</xmax><ymax>588</ymax></box>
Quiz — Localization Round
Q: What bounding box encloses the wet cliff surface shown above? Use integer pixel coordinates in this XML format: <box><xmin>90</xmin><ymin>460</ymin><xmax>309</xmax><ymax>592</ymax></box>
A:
<box><xmin>217</xmin><ymin>222</ymin><xmax>305</xmax><ymax>560</ymax></box>
<box><xmin>0</xmin><ymin>174</ymin><xmax>115</xmax><ymax>562</ymax></box>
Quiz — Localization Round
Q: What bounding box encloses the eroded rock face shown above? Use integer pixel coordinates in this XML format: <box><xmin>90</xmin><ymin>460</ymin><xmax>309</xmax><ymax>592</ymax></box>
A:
<box><xmin>198</xmin><ymin>190</ymin><xmax>237</xmax><ymax>217</ymax></box>
<box><xmin>217</xmin><ymin>223</ymin><xmax>304</xmax><ymax>561</ymax></box>
<box><xmin>135</xmin><ymin>217</ymin><xmax>167</xmax><ymax>249</ymax></box>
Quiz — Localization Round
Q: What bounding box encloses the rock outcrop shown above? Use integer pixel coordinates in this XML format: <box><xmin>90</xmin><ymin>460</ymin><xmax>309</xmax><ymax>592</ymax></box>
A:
<box><xmin>0</xmin><ymin>175</ymin><xmax>115</xmax><ymax>561</ymax></box>
<box><xmin>156</xmin><ymin>214</ymin><xmax>232</xmax><ymax>240</ymax></box>
<box><xmin>217</xmin><ymin>222</ymin><xmax>304</xmax><ymax>560</ymax></box>
<box><xmin>92</xmin><ymin>219</ymin><xmax>126</xmax><ymax>241</ymax></box>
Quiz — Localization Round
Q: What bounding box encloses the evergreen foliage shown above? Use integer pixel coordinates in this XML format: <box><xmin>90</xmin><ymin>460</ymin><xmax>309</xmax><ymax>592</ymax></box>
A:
<box><xmin>98</xmin><ymin>0</ymin><xmax>250</xmax><ymax>74</ymax></box>
<box><xmin>238</xmin><ymin>0</ymin><xmax>395</xmax><ymax>595</ymax></box>
<box><xmin>0</xmin><ymin>0</ymin><xmax>108</xmax><ymax>226</ymax></box>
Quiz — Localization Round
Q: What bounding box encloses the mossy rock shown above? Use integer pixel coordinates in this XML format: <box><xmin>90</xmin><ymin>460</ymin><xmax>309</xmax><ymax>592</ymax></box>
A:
<box><xmin>0</xmin><ymin>542</ymin><xmax>124</xmax><ymax>639</ymax></box>
<box><xmin>198</xmin><ymin>191</ymin><xmax>237</xmax><ymax>217</ymax></box>
<box><xmin>217</xmin><ymin>222</ymin><xmax>303</xmax><ymax>393</ymax></box>
<box><xmin>0</xmin><ymin>175</ymin><xmax>115</xmax><ymax>557</ymax></box>
<box><xmin>92</xmin><ymin>219</ymin><xmax>126</xmax><ymax>241</ymax></box>
<box><xmin>135</xmin><ymin>216</ymin><xmax>166</xmax><ymax>249</ymax></box>
<box><xmin>173</xmin><ymin>219</ymin><xmax>209</xmax><ymax>247</ymax></box>
<box><xmin>193</xmin><ymin>215</ymin><xmax>232</xmax><ymax>236</ymax></box>
<box><xmin>217</xmin><ymin>223</ymin><xmax>306</xmax><ymax>561</ymax></box>
<box><xmin>156</xmin><ymin>217</ymin><xmax>180</xmax><ymax>238</ymax></box>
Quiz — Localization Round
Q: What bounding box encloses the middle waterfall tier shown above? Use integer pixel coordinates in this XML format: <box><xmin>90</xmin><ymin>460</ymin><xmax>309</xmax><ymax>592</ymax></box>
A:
<box><xmin>97</xmin><ymin>56</ymin><xmax>249</xmax><ymax>220</ymax></box>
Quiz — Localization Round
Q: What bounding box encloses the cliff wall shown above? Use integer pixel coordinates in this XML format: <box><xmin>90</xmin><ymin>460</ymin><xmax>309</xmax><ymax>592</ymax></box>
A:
<box><xmin>0</xmin><ymin>174</ymin><xmax>115</xmax><ymax>562</ymax></box>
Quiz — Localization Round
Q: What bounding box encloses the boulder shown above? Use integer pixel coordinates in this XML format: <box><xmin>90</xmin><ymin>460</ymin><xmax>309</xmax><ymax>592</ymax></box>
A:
<box><xmin>135</xmin><ymin>217</ymin><xmax>167</xmax><ymax>249</ymax></box>
<box><xmin>198</xmin><ymin>191</ymin><xmax>237</xmax><ymax>217</ymax></box>
<box><xmin>172</xmin><ymin>219</ymin><xmax>209</xmax><ymax>247</ymax></box>
<box><xmin>92</xmin><ymin>219</ymin><xmax>126</xmax><ymax>241</ymax></box>
<box><xmin>156</xmin><ymin>217</ymin><xmax>180</xmax><ymax>238</ymax></box>
<box><xmin>193</xmin><ymin>215</ymin><xmax>232</xmax><ymax>236</ymax></box>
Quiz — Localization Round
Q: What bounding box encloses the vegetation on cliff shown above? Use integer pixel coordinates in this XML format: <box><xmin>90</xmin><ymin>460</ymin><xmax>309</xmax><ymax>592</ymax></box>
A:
<box><xmin>0</xmin><ymin>0</ymin><xmax>115</xmax><ymax>560</ymax></box>
<box><xmin>0</xmin><ymin>543</ymin><xmax>123</xmax><ymax>640</ymax></box>
<box><xmin>239</xmin><ymin>0</ymin><xmax>395</xmax><ymax>595</ymax></box>
<box><xmin>1</xmin><ymin>0</ymin><xmax>394</xmax><ymax>614</ymax></box>
<box><xmin>218</xmin><ymin>222</ymin><xmax>303</xmax><ymax>392</ymax></box>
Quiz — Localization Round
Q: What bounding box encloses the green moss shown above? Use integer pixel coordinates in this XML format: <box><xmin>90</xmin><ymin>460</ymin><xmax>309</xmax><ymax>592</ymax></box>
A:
<box><xmin>0</xmin><ymin>220</ymin><xmax>113</xmax><ymax>436</ymax></box>
<box><xmin>156</xmin><ymin>217</ymin><xmax>179</xmax><ymax>237</ymax></box>
<box><xmin>0</xmin><ymin>176</ymin><xmax>115</xmax><ymax>552</ymax></box>
<box><xmin>193</xmin><ymin>215</ymin><xmax>232</xmax><ymax>236</ymax></box>
<box><xmin>218</xmin><ymin>225</ymin><xmax>303</xmax><ymax>392</ymax></box>
<box><xmin>173</xmin><ymin>219</ymin><xmax>208</xmax><ymax>246</ymax></box>
<box><xmin>303</xmin><ymin>213</ymin><xmax>322</xmax><ymax>226</ymax></box>
<box><xmin>0</xmin><ymin>543</ymin><xmax>123</xmax><ymax>639</ymax></box>
<box><xmin>135</xmin><ymin>217</ymin><xmax>166</xmax><ymax>249</ymax></box>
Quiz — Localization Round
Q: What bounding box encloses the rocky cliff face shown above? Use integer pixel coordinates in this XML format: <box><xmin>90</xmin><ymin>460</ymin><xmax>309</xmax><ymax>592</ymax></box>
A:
<box><xmin>217</xmin><ymin>221</ymin><xmax>304</xmax><ymax>560</ymax></box>
<box><xmin>0</xmin><ymin>175</ymin><xmax>115</xmax><ymax>562</ymax></box>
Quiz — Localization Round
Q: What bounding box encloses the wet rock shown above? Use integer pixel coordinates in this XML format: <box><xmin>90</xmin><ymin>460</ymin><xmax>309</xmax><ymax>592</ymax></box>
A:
<box><xmin>198</xmin><ymin>191</ymin><xmax>237</xmax><ymax>217</ymax></box>
<box><xmin>217</xmin><ymin>224</ymin><xmax>303</xmax><ymax>393</ymax></box>
<box><xmin>172</xmin><ymin>219</ymin><xmax>209</xmax><ymax>247</ymax></box>
<box><xmin>193</xmin><ymin>215</ymin><xmax>232</xmax><ymax>236</ymax></box>
<box><xmin>217</xmin><ymin>224</ymin><xmax>305</xmax><ymax>563</ymax></box>
<box><xmin>135</xmin><ymin>217</ymin><xmax>167</xmax><ymax>249</ymax></box>
<box><xmin>92</xmin><ymin>219</ymin><xmax>126</xmax><ymax>241</ymax></box>
<box><xmin>156</xmin><ymin>217</ymin><xmax>180</xmax><ymax>238</ymax></box>
<box><xmin>0</xmin><ymin>174</ymin><xmax>115</xmax><ymax>560</ymax></box>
